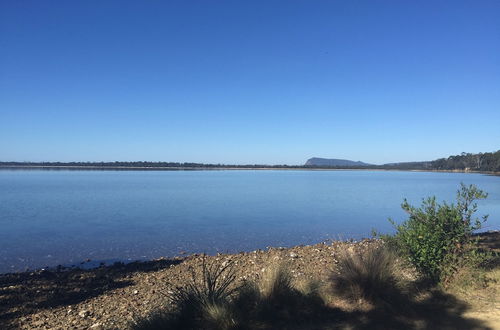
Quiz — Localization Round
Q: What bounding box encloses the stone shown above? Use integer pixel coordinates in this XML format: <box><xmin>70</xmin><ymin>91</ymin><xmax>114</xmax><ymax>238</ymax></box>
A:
<box><xmin>78</xmin><ymin>310</ymin><xmax>90</xmax><ymax>318</ymax></box>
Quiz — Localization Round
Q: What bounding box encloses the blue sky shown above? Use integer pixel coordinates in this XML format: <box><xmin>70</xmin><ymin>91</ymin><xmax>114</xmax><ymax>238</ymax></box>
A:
<box><xmin>1</xmin><ymin>1</ymin><xmax>499</xmax><ymax>165</ymax></box>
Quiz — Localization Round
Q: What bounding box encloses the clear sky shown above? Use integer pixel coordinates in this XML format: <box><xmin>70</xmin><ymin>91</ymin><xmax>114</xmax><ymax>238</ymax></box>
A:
<box><xmin>1</xmin><ymin>1</ymin><xmax>499</xmax><ymax>165</ymax></box>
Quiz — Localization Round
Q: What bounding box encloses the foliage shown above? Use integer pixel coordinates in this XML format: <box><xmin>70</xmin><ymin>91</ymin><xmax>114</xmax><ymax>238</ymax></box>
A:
<box><xmin>329</xmin><ymin>246</ymin><xmax>406</xmax><ymax>308</ymax></box>
<box><xmin>134</xmin><ymin>257</ymin><xmax>240</xmax><ymax>330</ymax></box>
<box><xmin>132</xmin><ymin>264</ymin><xmax>332</xmax><ymax>329</ymax></box>
<box><xmin>258</xmin><ymin>264</ymin><xmax>295</xmax><ymax>302</ymax></box>
<box><xmin>168</xmin><ymin>257</ymin><xmax>238</xmax><ymax>312</ymax></box>
<box><xmin>387</xmin><ymin>183</ymin><xmax>489</xmax><ymax>283</ymax></box>
<box><xmin>431</xmin><ymin>150</ymin><xmax>500</xmax><ymax>172</ymax></box>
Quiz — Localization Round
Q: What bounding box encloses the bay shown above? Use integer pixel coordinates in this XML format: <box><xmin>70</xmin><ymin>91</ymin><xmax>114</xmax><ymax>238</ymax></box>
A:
<box><xmin>0</xmin><ymin>169</ymin><xmax>499</xmax><ymax>273</ymax></box>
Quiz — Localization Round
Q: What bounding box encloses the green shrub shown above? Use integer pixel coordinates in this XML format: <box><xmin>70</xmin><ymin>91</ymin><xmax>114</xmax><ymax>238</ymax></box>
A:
<box><xmin>387</xmin><ymin>183</ymin><xmax>488</xmax><ymax>283</ymax></box>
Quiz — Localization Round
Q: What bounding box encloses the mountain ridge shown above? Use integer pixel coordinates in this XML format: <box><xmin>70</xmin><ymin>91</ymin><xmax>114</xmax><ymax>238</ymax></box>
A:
<box><xmin>305</xmin><ymin>158</ymin><xmax>373</xmax><ymax>167</ymax></box>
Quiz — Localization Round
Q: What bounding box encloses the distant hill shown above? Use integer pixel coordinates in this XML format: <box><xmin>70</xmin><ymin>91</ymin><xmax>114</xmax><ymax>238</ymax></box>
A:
<box><xmin>305</xmin><ymin>158</ymin><xmax>373</xmax><ymax>167</ymax></box>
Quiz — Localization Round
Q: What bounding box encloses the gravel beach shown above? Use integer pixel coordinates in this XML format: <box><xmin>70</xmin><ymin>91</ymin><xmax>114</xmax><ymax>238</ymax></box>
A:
<box><xmin>1</xmin><ymin>239</ymin><xmax>382</xmax><ymax>329</ymax></box>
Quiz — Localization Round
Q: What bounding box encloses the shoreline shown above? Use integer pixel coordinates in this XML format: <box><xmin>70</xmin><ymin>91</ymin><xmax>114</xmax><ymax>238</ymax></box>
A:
<box><xmin>1</xmin><ymin>231</ymin><xmax>497</xmax><ymax>277</ymax></box>
<box><xmin>1</xmin><ymin>165</ymin><xmax>499</xmax><ymax>175</ymax></box>
<box><xmin>1</xmin><ymin>232</ymin><xmax>498</xmax><ymax>329</ymax></box>
<box><xmin>2</xmin><ymin>231</ymin><xmax>497</xmax><ymax>278</ymax></box>
<box><xmin>0</xmin><ymin>238</ymin><xmax>382</xmax><ymax>329</ymax></box>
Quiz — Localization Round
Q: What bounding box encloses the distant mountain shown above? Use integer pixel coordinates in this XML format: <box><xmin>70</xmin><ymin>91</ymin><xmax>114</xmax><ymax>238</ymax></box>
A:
<box><xmin>305</xmin><ymin>158</ymin><xmax>373</xmax><ymax>167</ymax></box>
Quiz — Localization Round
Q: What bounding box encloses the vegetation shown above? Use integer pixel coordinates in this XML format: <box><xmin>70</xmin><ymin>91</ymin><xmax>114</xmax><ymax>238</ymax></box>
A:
<box><xmin>0</xmin><ymin>161</ymin><xmax>295</xmax><ymax>169</ymax></box>
<box><xmin>329</xmin><ymin>247</ymin><xmax>406</xmax><ymax>308</ymax></box>
<box><xmin>431</xmin><ymin>150</ymin><xmax>500</xmax><ymax>172</ymax></box>
<box><xmin>2</xmin><ymin>149</ymin><xmax>499</xmax><ymax>171</ymax></box>
<box><xmin>381</xmin><ymin>150</ymin><xmax>500</xmax><ymax>172</ymax></box>
<box><xmin>134</xmin><ymin>257</ymin><xmax>240</xmax><ymax>330</ymax></box>
<box><xmin>385</xmin><ymin>184</ymin><xmax>490</xmax><ymax>283</ymax></box>
<box><xmin>132</xmin><ymin>240</ymin><xmax>498</xmax><ymax>330</ymax></box>
<box><xmin>132</xmin><ymin>262</ymin><xmax>333</xmax><ymax>330</ymax></box>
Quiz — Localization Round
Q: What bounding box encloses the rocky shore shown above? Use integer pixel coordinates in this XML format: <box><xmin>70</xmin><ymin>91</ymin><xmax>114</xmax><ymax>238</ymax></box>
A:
<box><xmin>2</xmin><ymin>232</ymin><xmax>499</xmax><ymax>330</ymax></box>
<box><xmin>0</xmin><ymin>239</ymin><xmax>384</xmax><ymax>329</ymax></box>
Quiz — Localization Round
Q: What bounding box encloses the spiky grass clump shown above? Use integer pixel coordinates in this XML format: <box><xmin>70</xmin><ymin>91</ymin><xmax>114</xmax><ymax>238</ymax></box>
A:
<box><xmin>134</xmin><ymin>262</ymin><xmax>335</xmax><ymax>329</ymax></box>
<box><xmin>169</xmin><ymin>257</ymin><xmax>238</xmax><ymax>312</ymax></box>
<box><xmin>132</xmin><ymin>257</ymin><xmax>240</xmax><ymax>330</ymax></box>
<box><xmin>330</xmin><ymin>247</ymin><xmax>405</xmax><ymax>308</ymax></box>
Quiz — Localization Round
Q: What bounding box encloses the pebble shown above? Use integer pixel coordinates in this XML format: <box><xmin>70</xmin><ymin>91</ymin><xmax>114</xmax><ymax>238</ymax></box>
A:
<box><xmin>78</xmin><ymin>310</ymin><xmax>90</xmax><ymax>318</ymax></box>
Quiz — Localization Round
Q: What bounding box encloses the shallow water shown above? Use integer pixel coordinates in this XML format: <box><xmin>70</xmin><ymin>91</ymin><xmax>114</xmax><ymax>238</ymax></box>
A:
<box><xmin>0</xmin><ymin>169</ymin><xmax>499</xmax><ymax>273</ymax></box>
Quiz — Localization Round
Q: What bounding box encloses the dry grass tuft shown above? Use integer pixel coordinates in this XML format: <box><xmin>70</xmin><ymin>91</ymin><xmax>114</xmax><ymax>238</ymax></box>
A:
<box><xmin>259</xmin><ymin>264</ymin><xmax>295</xmax><ymax>302</ymax></box>
<box><xmin>202</xmin><ymin>302</ymin><xmax>238</xmax><ymax>330</ymax></box>
<box><xmin>329</xmin><ymin>246</ymin><xmax>406</xmax><ymax>309</ymax></box>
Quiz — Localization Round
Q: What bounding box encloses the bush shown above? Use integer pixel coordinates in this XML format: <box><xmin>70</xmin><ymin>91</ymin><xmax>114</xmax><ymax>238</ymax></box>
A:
<box><xmin>387</xmin><ymin>183</ymin><xmax>488</xmax><ymax>283</ymax></box>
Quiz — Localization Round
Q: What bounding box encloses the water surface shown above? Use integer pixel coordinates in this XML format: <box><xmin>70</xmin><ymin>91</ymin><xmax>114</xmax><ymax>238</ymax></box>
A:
<box><xmin>0</xmin><ymin>170</ymin><xmax>499</xmax><ymax>273</ymax></box>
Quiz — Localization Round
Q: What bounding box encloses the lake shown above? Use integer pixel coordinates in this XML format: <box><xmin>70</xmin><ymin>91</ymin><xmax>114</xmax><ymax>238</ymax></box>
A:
<box><xmin>0</xmin><ymin>169</ymin><xmax>499</xmax><ymax>273</ymax></box>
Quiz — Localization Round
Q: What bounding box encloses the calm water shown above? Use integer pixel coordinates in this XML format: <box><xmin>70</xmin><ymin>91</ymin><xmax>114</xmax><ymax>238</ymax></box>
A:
<box><xmin>0</xmin><ymin>170</ymin><xmax>499</xmax><ymax>273</ymax></box>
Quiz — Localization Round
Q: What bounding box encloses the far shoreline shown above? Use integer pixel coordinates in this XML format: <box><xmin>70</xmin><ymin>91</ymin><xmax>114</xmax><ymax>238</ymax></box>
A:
<box><xmin>0</xmin><ymin>165</ymin><xmax>499</xmax><ymax>176</ymax></box>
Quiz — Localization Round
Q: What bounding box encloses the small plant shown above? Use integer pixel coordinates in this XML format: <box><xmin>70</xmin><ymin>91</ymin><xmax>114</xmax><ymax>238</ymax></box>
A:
<box><xmin>133</xmin><ymin>257</ymin><xmax>240</xmax><ymax>330</ymax></box>
<box><xmin>387</xmin><ymin>183</ymin><xmax>489</xmax><ymax>283</ymax></box>
<box><xmin>329</xmin><ymin>246</ymin><xmax>404</xmax><ymax>308</ymax></box>
<box><xmin>259</xmin><ymin>264</ymin><xmax>295</xmax><ymax>302</ymax></box>
<box><xmin>169</xmin><ymin>257</ymin><xmax>239</xmax><ymax>312</ymax></box>
<box><xmin>202</xmin><ymin>302</ymin><xmax>237</xmax><ymax>329</ymax></box>
<box><xmin>232</xmin><ymin>265</ymin><xmax>331</xmax><ymax>326</ymax></box>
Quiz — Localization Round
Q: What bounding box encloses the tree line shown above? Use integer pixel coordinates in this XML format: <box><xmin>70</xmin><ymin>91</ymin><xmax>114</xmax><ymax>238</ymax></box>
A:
<box><xmin>1</xmin><ymin>150</ymin><xmax>499</xmax><ymax>172</ymax></box>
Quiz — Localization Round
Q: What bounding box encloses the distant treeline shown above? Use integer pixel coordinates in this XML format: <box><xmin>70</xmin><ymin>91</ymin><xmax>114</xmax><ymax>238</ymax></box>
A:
<box><xmin>0</xmin><ymin>161</ymin><xmax>301</xmax><ymax>169</ymax></box>
<box><xmin>377</xmin><ymin>150</ymin><xmax>500</xmax><ymax>172</ymax></box>
<box><xmin>425</xmin><ymin>150</ymin><xmax>500</xmax><ymax>172</ymax></box>
<box><xmin>1</xmin><ymin>150</ymin><xmax>499</xmax><ymax>172</ymax></box>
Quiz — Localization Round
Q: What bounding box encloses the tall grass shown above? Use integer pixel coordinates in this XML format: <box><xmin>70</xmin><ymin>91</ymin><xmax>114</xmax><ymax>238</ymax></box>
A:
<box><xmin>169</xmin><ymin>257</ymin><xmax>238</xmax><ymax>311</ymax></box>
<box><xmin>329</xmin><ymin>246</ymin><xmax>406</xmax><ymax>309</ymax></box>
<box><xmin>133</xmin><ymin>263</ymin><xmax>333</xmax><ymax>329</ymax></box>
<box><xmin>133</xmin><ymin>257</ymin><xmax>240</xmax><ymax>330</ymax></box>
